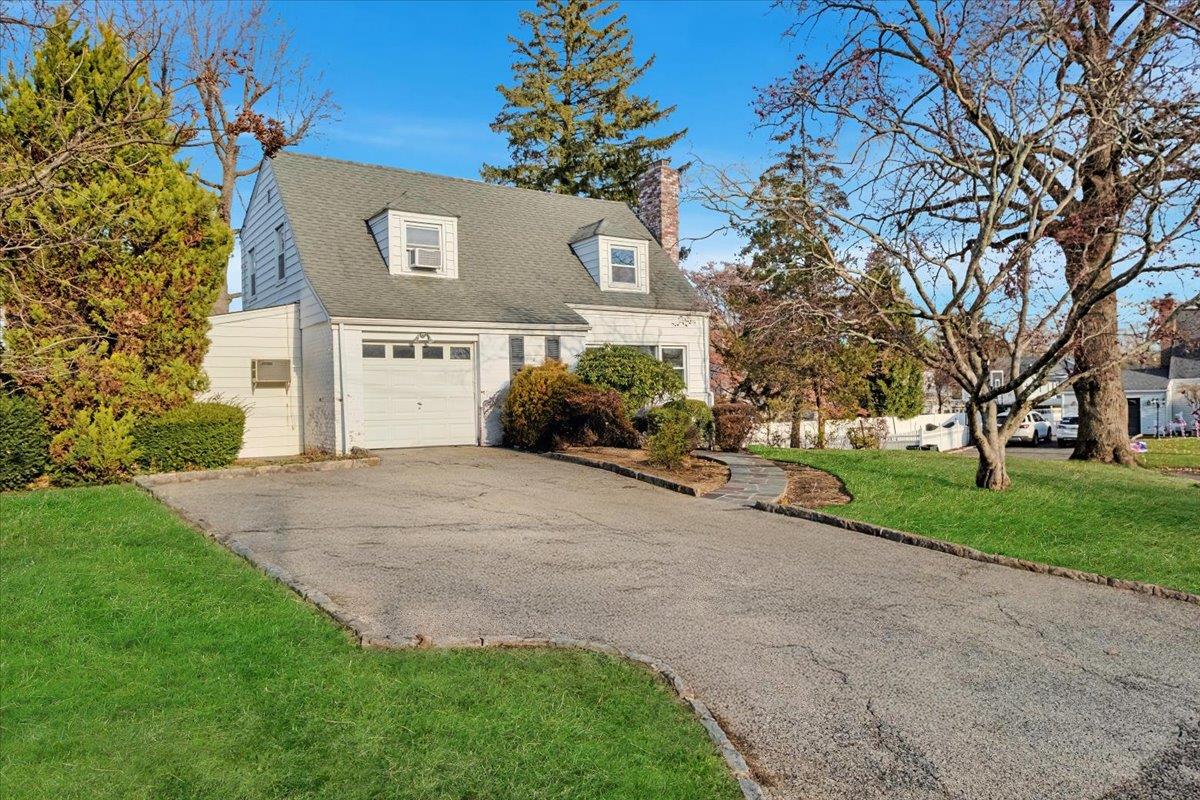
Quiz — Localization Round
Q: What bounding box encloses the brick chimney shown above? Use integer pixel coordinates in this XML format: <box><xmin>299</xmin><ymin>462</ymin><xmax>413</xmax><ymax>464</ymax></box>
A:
<box><xmin>636</xmin><ymin>160</ymin><xmax>680</xmax><ymax>262</ymax></box>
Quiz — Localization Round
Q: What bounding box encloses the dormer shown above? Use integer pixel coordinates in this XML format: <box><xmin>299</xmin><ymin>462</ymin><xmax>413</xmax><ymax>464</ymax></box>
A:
<box><xmin>368</xmin><ymin>207</ymin><xmax>459</xmax><ymax>279</ymax></box>
<box><xmin>570</xmin><ymin>219</ymin><xmax>650</xmax><ymax>294</ymax></box>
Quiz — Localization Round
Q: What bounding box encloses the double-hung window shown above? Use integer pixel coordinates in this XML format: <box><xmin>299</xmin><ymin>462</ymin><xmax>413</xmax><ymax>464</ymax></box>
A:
<box><xmin>610</xmin><ymin>245</ymin><xmax>638</xmax><ymax>285</ymax></box>
<box><xmin>247</xmin><ymin>247</ymin><xmax>257</xmax><ymax>296</ymax></box>
<box><xmin>406</xmin><ymin>222</ymin><xmax>442</xmax><ymax>271</ymax></box>
<box><xmin>660</xmin><ymin>346</ymin><xmax>686</xmax><ymax>385</ymax></box>
<box><xmin>275</xmin><ymin>226</ymin><xmax>286</xmax><ymax>281</ymax></box>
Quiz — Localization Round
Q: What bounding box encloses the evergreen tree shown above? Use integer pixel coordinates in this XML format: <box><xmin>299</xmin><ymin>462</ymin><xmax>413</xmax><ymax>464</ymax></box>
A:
<box><xmin>0</xmin><ymin>12</ymin><xmax>232</xmax><ymax>430</ymax></box>
<box><xmin>482</xmin><ymin>0</ymin><xmax>685</xmax><ymax>203</ymax></box>
<box><xmin>856</xmin><ymin>250</ymin><xmax>926</xmax><ymax>419</ymax></box>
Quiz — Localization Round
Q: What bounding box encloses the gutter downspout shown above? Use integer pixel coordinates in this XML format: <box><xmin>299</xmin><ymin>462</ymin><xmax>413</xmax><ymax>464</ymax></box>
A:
<box><xmin>336</xmin><ymin>321</ymin><xmax>349</xmax><ymax>455</ymax></box>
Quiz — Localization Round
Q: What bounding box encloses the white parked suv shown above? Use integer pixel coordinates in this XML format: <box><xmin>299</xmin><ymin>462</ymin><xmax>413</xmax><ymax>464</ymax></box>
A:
<box><xmin>1055</xmin><ymin>415</ymin><xmax>1079</xmax><ymax>447</ymax></box>
<box><xmin>999</xmin><ymin>411</ymin><xmax>1054</xmax><ymax>445</ymax></box>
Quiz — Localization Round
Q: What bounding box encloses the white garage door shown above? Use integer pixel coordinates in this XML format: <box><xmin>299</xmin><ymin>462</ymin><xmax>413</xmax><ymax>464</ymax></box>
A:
<box><xmin>361</xmin><ymin>342</ymin><xmax>478</xmax><ymax>448</ymax></box>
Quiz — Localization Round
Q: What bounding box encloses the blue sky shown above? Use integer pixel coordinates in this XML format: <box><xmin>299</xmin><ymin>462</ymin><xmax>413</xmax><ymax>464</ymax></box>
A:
<box><xmin>218</xmin><ymin>0</ymin><xmax>801</xmax><ymax>299</ymax></box>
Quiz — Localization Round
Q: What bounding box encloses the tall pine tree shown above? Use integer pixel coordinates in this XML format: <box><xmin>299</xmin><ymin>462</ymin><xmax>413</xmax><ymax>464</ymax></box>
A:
<box><xmin>482</xmin><ymin>0</ymin><xmax>685</xmax><ymax>203</ymax></box>
<box><xmin>0</xmin><ymin>12</ymin><xmax>232</xmax><ymax>429</ymax></box>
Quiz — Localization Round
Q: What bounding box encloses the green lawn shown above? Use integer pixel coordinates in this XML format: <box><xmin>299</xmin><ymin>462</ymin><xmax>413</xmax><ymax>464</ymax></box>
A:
<box><xmin>751</xmin><ymin>447</ymin><xmax>1200</xmax><ymax>594</ymax></box>
<box><xmin>1140</xmin><ymin>437</ymin><xmax>1200</xmax><ymax>471</ymax></box>
<box><xmin>0</xmin><ymin>485</ymin><xmax>738</xmax><ymax>800</ymax></box>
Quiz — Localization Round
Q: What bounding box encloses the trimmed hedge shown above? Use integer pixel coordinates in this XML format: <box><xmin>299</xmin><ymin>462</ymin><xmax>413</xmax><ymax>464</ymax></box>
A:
<box><xmin>647</xmin><ymin>399</ymin><xmax>714</xmax><ymax>448</ymax></box>
<box><xmin>574</xmin><ymin>345</ymin><xmax>684</xmax><ymax>413</ymax></box>
<box><xmin>646</xmin><ymin>416</ymin><xmax>699</xmax><ymax>469</ymax></box>
<box><xmin>133</xmin><ymin>402</ymin><xmax>245</xmax><ymax>472</ymax></box>
<box><xmin>713</xmin><ymin>402</ymin><xmax>755</xmax><ymax>452</ymax></box>
<box><xmin>0</xmin><ymin>394</ymin><xmax>51</xmax><ymax>490</ymax></box>
<box><xmin>502</xmin><ymin>361</ymin><xmax>580</xmax><ymax>450</ymax></box>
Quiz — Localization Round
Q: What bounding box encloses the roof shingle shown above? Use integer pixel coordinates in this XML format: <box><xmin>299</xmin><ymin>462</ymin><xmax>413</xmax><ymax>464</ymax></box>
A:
<box><xmin>269</xmin><ymin>152</ymin><xmax>704</xmax><ymax>325</ymax></box>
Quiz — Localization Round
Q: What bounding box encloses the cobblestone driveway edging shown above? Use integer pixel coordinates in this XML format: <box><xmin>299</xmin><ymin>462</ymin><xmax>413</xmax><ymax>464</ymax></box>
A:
<box><xmin>137</xmin><ymin>480</ymin><xmax>767</xmax><ymax>800</ymax></box>
<box><xmin>133</xmin><ymin>455</ymin><xmax>379</xmax><ymax>487</ymax></box>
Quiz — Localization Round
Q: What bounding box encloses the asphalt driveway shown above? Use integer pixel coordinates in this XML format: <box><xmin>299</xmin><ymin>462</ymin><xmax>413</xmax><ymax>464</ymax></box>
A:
<box><xmin>151</xmin><ymin>448</ymin><xmax>1200</xmax><ymax>800</ymax></box>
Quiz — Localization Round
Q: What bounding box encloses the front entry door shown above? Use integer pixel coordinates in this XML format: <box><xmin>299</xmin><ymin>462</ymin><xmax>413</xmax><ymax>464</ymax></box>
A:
<box><xmin>1126</xmin><ymin>398</ymin><xmax>1140</xmax><ymax>436</ymax></box>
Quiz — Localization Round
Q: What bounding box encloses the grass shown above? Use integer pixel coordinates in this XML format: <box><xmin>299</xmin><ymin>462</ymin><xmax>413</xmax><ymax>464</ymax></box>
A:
<box><xmin>0</xmin><ymin>485</ymin><xmax>738</xmax><ymax>800</ymax></box>
<box><xmin>751</xmin><ymin>446</ymin><xmax>1200</xmax><ymax>595</ymax></box>
<box><xmin>1140</xmin><ymin>437</ymin><xmax>1200</xmax><ymax>471</ymax></box>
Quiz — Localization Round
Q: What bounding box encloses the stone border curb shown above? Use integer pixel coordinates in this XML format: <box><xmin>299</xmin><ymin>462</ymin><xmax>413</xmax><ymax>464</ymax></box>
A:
<box><xmin>542</xmin><ymin>451</ymin><xmax>702</xmax><ymax>496</ymax></box>
<box><xmin>133</xmin><ymin>455</ymin><xmax>380</xmax><ymax>487</ymax></box>
<box><xmin>138</xmin><ymin>482</ymin><xmax>767</xmax><ymax>800</ymax></box>
<box><xmin>755</xmin><ymin>501</ymin><xmax>1200</xmax><ymax>606</ymax></box>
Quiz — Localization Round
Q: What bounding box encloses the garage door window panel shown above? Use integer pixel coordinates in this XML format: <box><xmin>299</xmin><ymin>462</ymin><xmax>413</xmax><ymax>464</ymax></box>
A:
<box><xmin>362</xmin><ymin>343</ymin><xmax>386</xmax><ymax>358</ymax></box>
<box><xmin>423</xmin><ymin>345</ymin><xmax>444</xmax><ymax>359</ymax></box>
<box><xmin>393</xmin><ymin>345</ymin><xmax>415</xmax><ymax>359</ymax></box>
<box><xmin>450</xmin><ymin>347</ymin><xmax>471</xmax><ymax>360</ymax></box>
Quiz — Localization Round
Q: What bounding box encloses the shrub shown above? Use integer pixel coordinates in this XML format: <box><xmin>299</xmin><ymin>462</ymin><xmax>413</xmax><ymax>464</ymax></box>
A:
<box><xmin>713</xmin><ymin>402</ymin><xmax>755</xmax><ymax>452</ymax></box>
<box><xmin>846</xmin><ymin>418</ymin><xmax>888</xmax><ymax>450</ymax></box>
<box><xmin>554</xmin><ymin>383</ymin><xmax>639</xmax><ymax>449</ymax></box>
<box><xmin>0</xmin><ymin>394</ymin><xmax>51</xmax><ymax>490</ymax></box>
<box><xmin>133</xmin><ymin>402</ymin><xmax>245</xmax><ymax>472</ymax></box>
<box><xmin>646</xmin><ymin>417</ymin><xmax>699</xmax><ymax>469</ymax></box>
<box><xmin>647</xmin><ymin>399</ymin><xmax>714</xmax><ymax>448</ymax></box>
<box><xmin>50</xmin><ymin>406</ymin><xmax>139</xmax><ymax>486</ymax></box>
<box><xmin>574</xmin><ymin>345</ymin><xmax>684</xmax><ymax>413</ymax></box>
<box><xmin>502</xmin><ymin>361</ymin><xmax>582</xmax><ymax>450</ymax></box>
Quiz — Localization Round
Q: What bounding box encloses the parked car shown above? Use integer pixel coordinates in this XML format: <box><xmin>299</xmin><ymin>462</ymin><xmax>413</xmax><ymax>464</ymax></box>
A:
<box><xmin>998</xmin><ymin>411</ymin><xmax>1054</xmax><ymax>445</ymax></box>
<box><xmin>1055</xmin><ymin>415</ymin><xmax>1079</xmax><ymax>447</ymax></box>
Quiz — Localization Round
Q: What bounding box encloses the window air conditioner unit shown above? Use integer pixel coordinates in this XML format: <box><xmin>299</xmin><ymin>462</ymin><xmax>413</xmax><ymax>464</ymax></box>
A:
<box><xmin>408</xmin><ymin>247</ymin><xmax>441</xmax><ymax>270</ymax></box>
<box><xmin>251</xmin><ymin>359</ymin><xmax>291</xmax><ymax>390</ymax></box>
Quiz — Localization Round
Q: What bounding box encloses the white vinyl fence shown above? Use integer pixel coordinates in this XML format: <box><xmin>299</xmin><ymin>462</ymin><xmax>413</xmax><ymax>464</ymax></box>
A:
<box><xmin>750</xmin><ymin>412</ymin><xmax>970</xmax><ymax>451</ymax></box>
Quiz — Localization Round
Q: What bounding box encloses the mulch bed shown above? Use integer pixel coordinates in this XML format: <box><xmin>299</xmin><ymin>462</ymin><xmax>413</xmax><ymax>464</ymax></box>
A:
<box><xmin>777</xmin><ymin>462</ymin><xmax>852</xmax><ymax>508</ymax></box>
<box><xmin>562</xmin><ymin>446</ymin><xmax>730</xmax><ymax>496</ymax></box>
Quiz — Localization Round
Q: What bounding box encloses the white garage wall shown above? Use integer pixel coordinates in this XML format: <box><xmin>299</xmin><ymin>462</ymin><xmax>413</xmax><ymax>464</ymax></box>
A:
<box><xmin>202</xmin><ymin>304</ymin><xmax>303</xmax><ymax>458</ymax></box>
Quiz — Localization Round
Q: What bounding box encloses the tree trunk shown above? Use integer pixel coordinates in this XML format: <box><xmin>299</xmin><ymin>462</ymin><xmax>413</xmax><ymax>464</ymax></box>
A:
<box><xmin>1061</xmin><ymin>245</ymin><xmax>1136</xmax><ymax>466</ymax></box>
<box><xmin>789</xmin><ymin>395</ymin><xmax>804</xmax><ymax>448</ymax></box>
<box><xmin>210</xmin><ymin>149</ymin><xmax>240</xmax><ymax>316</ymax></box>
<box><xmin>1069</xmin><ymin>292</ymin><xmax>1136</xmax><ymax>465</ymax></box>
<box><xmin>814</xmin><ymin>389</ymin><xmax>826</xmax><ymax>448</ymax></box>
<box><xmin>966</xmin><ymin>399</ymin><xmax>1011</xmax><ymax>490</ymax></box>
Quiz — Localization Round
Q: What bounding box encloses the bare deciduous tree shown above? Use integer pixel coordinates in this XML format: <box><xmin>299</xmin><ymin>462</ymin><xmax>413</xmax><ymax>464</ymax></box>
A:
<box><xmin>703</xmin><ymin>0</ymin><xmax>1198</xmax><ymax>488</ymax></box>
<box><xmin>120</xmin><ymin>0</ymin><xmax>336</xmax><ymax>313</ymax></box>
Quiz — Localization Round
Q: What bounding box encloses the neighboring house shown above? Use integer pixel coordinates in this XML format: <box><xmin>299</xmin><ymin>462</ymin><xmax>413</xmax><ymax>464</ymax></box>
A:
<box><xmin>1119</xmin><ymin>307</ymin><xmax>1200</xmax><ymax>435</ymax></box>
<box><xmin>201</xmin><ymin>153</ymin><xmax>710</xmax><ymax>457</ymax></box>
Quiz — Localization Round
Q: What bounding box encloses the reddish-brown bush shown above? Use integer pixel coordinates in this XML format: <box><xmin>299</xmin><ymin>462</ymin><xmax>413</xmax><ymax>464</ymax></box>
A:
<box><xmin>553</xmin><ymin>384</ymin><xmax>639</xmax><ymax>449</ymax></box>
<box><xmin>713</xmin><ymin>402</ymin><xmax>755</xmax><ymax>452</ymax></box>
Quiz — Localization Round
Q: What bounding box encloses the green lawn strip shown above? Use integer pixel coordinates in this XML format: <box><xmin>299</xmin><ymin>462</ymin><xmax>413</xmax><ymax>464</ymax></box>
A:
<box><xmin>0</xmin><ymin>485</ymin><xmax>738</xmax><ymax>800</ymax></box>
<box><xmin>751</xmin><ymin>447</ymin><xmax>1200</xmax><ymax>595</ymax></box>
<box><xmin>1140</xmin><ymin>438</ymin><xmax>1200</xmax><ymax>471</ymax></box>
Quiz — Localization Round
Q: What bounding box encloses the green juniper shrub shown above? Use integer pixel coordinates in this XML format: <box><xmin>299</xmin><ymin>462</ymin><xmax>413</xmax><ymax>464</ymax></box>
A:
<box><xmin>648</xmin><ymin>399</ymin><xmax>714</xmax><ymax>448</ymax></box>
<box><xmin>713</xmin><ymin>402</ymin><xmax>756</xmax><ymax>452</ymax></box>
<box><xmin>133</xmin><ymin>402</ymin><xmax>245</xmax><ymax>472</ymax></box>
<box><xmin>0</xmin><ymin>393</ymin><xmax>51</xmax><ymax>490</ymax></box>
<box><xmin>49</xmin><ymin>406</ymin><xmax>139</xmax><ymax>486</ymax></box>
<box><xmin>574</xmin><ymin>345</ymin><xmax>684</xmax><ymax>414</ymax></box>
<box><xmin>502</xmin><ymin>361</ymin><xmax>582</xmax><ymax>450</ymax></box>
<box><xmin>553</xmin><ymin>383</ymin><xmax>639</xmax><ymax>449</ymax></box>
<box><xmin>646</xmin><ymin>417</ymin><xmax>700</xmax><ymax>470</ymax></box>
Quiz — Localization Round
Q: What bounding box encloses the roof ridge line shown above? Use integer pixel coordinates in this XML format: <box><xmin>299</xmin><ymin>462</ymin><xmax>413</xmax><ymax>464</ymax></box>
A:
<box><xmin>273</xmin><ymin>151</ymin><xmax>635</xmax><ymax>208</ymax></box>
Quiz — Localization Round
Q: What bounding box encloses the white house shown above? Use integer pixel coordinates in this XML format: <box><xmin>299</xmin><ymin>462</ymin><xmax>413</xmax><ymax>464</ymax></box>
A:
<box><xmin>201</xmin><ymin>153</ymin><xmax>711</xmax><ymax>457</ymax></box>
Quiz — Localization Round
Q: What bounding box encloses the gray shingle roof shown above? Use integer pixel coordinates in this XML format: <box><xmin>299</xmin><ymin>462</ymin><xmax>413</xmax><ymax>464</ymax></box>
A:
<box><xmin>1122</xmin><ymin>366</ymin><xmax>1169</xmax><ymax>391</ymax></box>
<box><xmin>1170</xmin><ymin>355</ymin><xmax>1200</xmax><ymax>381</ymax></box>
<box><xmin>269</xmin><ymin>152</ymin><xmax>704</xmax><ymax>325</ymax></box>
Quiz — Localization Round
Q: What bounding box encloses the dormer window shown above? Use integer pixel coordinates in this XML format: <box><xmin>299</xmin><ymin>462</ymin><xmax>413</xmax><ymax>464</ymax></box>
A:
<box><xmin>610</xmin><ymin>246</ymin><xmax>637</xmax><ymax>285</ymax></box>
<box><xmin>368</xmin><ymin>209</ymin><xmax>458</xmax><ymax>279</ymax></box>
<box><xmin>405</xmin><ymin>222</ymin><xmax>442</xmax><ymax>271</ymax></box>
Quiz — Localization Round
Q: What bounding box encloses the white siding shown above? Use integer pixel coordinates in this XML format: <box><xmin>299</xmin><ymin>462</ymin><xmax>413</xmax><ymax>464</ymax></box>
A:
<box><xmin>240</xmin><ymin>163</ymin><xmax>328</xmax><ymax>326</ymax></box>
<box><xmin>201</xmin><ymin>305</ymin><xmax>302</xmax><ymax>458</ymax></box>
<box><xmin>302</xmin><ymin>322</ymin><xmax>337</xmax><ymax>452</ymax></box>
<box><xmin>573</xmin><ymin>306</ymin><xmax>711</xmax><ymax>401</ymax></box>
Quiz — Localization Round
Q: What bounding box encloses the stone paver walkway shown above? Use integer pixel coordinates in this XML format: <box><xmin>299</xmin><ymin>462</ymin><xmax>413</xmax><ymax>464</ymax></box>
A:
<box><xmin>699</xmin><ymin>451</ymin><xmax>788</xmax><ymax>505</ymax></box>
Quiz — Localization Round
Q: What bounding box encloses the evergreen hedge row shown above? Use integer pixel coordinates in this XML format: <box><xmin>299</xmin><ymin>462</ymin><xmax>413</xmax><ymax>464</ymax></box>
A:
<box><xmin>0</xmin><ymin>394</ymin><xmax>51</xmax><ymax>490</ymax></box>
<box><xmin>133</xmin><ymin>402</ymin><xmax>245</xmax><ymax>472</ymax></box>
